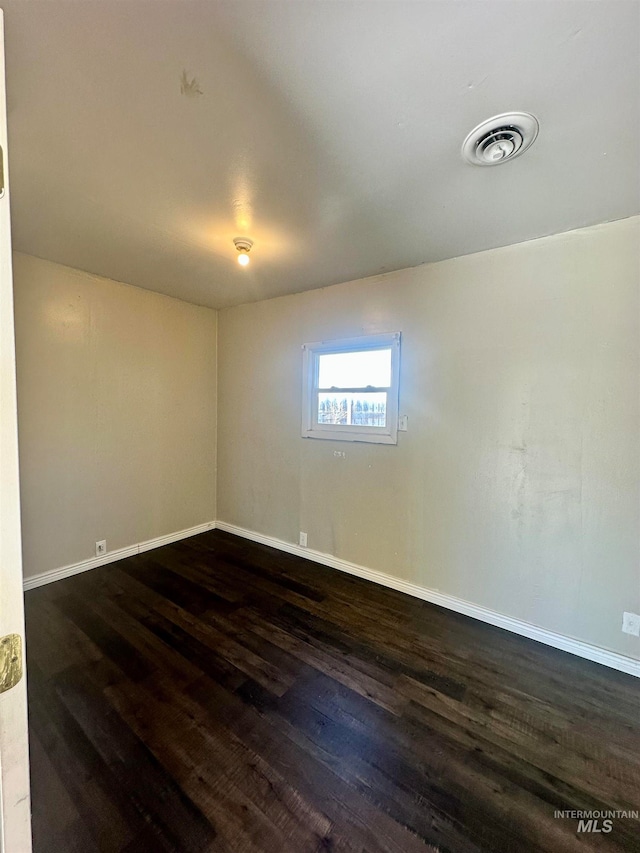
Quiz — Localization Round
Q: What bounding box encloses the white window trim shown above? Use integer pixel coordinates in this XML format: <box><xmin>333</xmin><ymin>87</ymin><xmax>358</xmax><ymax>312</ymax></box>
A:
<box><xmin>301</xmin><ymin>332</ymin><xmax>401</xmax><ymax>444</ymax></box>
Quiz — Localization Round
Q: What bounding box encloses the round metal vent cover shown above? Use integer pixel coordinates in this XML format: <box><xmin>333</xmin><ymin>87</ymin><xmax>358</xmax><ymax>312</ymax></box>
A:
<box><xmin>462</xmin><ymin>112</ymin><xmax>539</xmax><ymax>166</ymax></box>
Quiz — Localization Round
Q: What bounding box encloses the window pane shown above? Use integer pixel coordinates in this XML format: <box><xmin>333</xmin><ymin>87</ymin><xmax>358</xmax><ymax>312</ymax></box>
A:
<box><xmin>317</xmin><ymin>392</ymin><xmax>387</xmax><ymax>427</ymax></box>
<box><xmin>318</xmin><ymin>348</ymin><xmax>391</xmax><ymax>389</ymax></box>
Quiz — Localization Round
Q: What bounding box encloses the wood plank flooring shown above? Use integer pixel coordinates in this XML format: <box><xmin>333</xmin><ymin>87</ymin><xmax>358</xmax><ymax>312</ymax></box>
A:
<box><xmin>26</xmin><ymin>530</ymin><xmax>640</xmax><ymax>852</ymax></box>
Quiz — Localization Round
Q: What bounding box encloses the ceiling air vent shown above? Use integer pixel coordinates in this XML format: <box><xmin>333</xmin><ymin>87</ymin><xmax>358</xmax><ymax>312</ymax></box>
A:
<box><xmin>462</xmin><ymin>112</ymin><xmax>539</xmax><ymax>166</ymax></box>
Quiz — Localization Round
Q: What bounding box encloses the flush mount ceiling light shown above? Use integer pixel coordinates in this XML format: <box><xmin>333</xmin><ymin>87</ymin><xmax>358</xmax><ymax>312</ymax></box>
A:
<box><xmin>233</xmin><ymin>237</ymin><xmax>253</xmax><ymax>266</ymax></box>
<box><xmin>462</xmin><ymin>112</ymin><xmax>539</xmax><ymax>166</ymax></box>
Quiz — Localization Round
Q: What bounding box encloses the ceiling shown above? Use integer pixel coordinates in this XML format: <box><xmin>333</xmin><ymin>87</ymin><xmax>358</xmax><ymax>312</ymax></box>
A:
<box><xmin>2</xmin><ymin>1</ymin><xmax>639</xmax><ymax>309</ymax></box>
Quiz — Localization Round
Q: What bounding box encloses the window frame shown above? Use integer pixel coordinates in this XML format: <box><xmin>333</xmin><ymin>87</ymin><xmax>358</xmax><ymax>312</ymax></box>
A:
<box><xmin>301</xmin><ymin>332</ymin><xmax>401</xmax><ymax>444</ymax></box>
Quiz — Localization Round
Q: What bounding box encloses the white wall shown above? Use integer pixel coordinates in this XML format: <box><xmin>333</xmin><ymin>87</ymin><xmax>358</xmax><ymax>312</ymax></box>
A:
<box><xmin>217</xmin><ymin>217</ymin><xmax>640</xmax><ymax>659</ymax></box>
<box><xmin>13</xmin><ymin>253</ymin><xmax>217</xmax><ymax>579</ymax></box>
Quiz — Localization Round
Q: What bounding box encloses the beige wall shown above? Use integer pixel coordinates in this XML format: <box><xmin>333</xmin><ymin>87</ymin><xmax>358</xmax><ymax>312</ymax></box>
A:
<box><xmin>13</xmin><ymin>253</ymin><xmax>217</xmax><ymax>579</ymax></box>
<box><xmin>217</xmin><ymin>216</ymin><xmax>640</xmax><ymax>659</ymax></box>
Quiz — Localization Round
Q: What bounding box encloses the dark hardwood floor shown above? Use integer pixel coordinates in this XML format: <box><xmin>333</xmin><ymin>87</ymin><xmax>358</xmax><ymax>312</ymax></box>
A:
<box><xmin>25</xmin><ymin>530</ymin><xmax>640</xmax><ymax>852</ymax></box>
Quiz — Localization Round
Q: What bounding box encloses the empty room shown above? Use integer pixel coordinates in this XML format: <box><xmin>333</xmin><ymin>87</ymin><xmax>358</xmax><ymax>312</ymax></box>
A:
<box><xmin>0</xmin><ymin>1</ymin><xmax>638</xmax><ymax>851</ymax></box>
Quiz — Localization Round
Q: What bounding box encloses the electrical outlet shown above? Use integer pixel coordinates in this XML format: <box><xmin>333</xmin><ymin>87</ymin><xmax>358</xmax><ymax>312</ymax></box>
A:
<box><xmin>95</xmin><ymin>540</ymin><xmax>107</xmax><ymax>557</ymax></box>
<box><xmin>299</xmin><ymin>532</ymin><xmax>308</xmax><ymax>548</ymax></box>
<box><xmin>333</xmin><ymin>450</ymin><xmax>346</xmax><ymax>459</ymax></box>
<box><xmin>622</xmin><ymin>612</ymin><xmax>640</xmax><ymax>636</ymax></box>
<box><xmin>398</xmin><ymin>415</ymin><xmax>408</xmax><ymax>432</ymax></box>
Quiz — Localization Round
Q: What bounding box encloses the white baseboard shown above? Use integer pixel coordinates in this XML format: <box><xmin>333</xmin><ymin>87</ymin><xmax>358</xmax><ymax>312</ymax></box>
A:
<box><xmin>215</xmin><ymin>520</ymin><xmax>640</xmax><ymax>679</ymax></box>
<box><xmin>23</xmin><ymin>517</ymin><xmax>639</xmax><ymax>679</ymax></box>
<box><xmin>22</xmin><ymin>521</ymin><xmax>216</xmax><ymax>591</ymax></box>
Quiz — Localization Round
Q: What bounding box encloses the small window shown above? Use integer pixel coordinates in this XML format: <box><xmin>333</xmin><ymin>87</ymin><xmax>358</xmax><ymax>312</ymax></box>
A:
<box><xmin>301</xmin><ymin>333</ymin><xmax>401</xmax><ymax>444</ymax></box>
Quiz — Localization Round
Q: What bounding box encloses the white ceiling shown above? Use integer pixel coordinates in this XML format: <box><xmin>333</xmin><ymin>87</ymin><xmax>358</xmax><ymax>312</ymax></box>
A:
<box><xmin>2</xmin><ymin>1</ymin><xmax>639</xmax><ymax>309</ymax></box>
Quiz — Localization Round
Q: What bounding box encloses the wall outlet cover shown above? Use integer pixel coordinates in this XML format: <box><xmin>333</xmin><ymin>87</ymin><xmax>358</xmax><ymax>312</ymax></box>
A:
<box><xmin>622</xmin><ymin>612</ymin><xmax>640</xmax><ymax>637</ymax></box>
<box><xmin>95</xmin><ymin>540</ymin><xmax>107</xmax><ymax>557</ymax></box>
<box><xmin>299</xmin><ymin>532</ymin><xmax>308</xmax><ymax>548</ymax></box>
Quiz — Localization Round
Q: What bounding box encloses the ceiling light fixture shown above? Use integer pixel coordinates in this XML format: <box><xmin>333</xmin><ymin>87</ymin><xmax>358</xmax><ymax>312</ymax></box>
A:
<box><xmin>233</xmin><ymin>237</ymin><xmax>253</xmax><ymax>266</ymax></box>
<box><xmin>461</xmin><ymin>112</ymin><xmax>539</xmax><ymax>166</ymax></box>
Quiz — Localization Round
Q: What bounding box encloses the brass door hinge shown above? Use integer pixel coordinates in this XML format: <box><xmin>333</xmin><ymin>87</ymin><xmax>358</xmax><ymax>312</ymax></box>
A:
<box><xmin>0</xmin><ymin>634</ymin><xmax>23</xmax><ymax>694</ymax></box>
